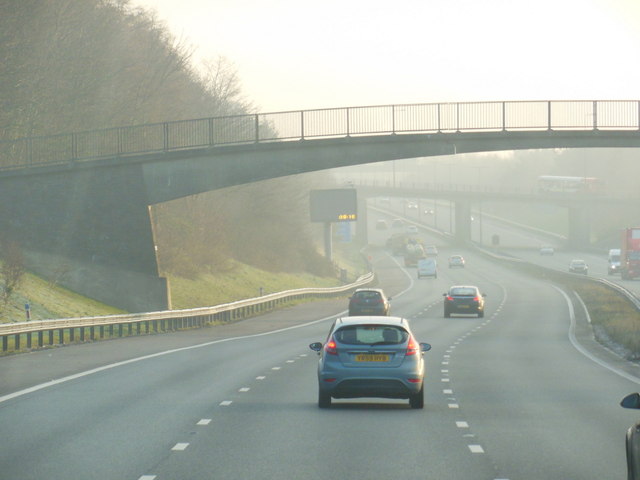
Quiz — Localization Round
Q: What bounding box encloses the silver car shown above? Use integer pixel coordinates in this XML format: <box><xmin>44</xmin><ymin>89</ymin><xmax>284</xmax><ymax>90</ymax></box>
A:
<box><xmin>309</xmin><ymin>316</ymin><xmax>431</xmax><ymax>409</ymax></box>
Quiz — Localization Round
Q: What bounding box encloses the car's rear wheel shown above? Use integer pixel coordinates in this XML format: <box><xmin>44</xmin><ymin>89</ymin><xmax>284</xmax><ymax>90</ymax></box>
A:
<box><xmin>318</xmin><ymin>390</ymin><xmax>332</xmax><ymax>408</ymax></box>
<box><xmin>409</xmin><ymin>386</ymin><xmax>424</xmax><ymax>409</ymax></box>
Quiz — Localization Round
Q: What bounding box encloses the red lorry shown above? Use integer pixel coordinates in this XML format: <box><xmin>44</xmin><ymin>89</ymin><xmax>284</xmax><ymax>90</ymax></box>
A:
<box><xmin>621</xmin><ymin>228</ymin><xmax>640</xmax><ymax>280</ymax></box>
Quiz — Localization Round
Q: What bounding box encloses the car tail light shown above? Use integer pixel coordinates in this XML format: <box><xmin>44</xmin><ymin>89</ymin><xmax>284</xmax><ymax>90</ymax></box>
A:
<box><xmin>325</xmin><ymin>338</ymin><xmax>338</xmax><ymax>355</ymax></box>
<box><xmin>407</xmin><ymin>378</ymin><xmax>421</xmax><ymax>383</ymax></box>
<box><xmin>406</xmin><ymin>336</ymin><xmax>418</xmax><ymax>356</ymax></box>
<box><xmin>473</xmin><ymin>296</ymin><xmax>480</xmax><ymax>302</ymax></box>
<box><xmin>446</xmin><ymin>295</ymin><xmax>453</xmax><ymax>301</ymax></box>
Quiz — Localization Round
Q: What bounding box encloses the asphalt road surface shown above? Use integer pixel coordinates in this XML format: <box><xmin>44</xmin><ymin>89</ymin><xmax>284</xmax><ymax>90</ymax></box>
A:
<box><xmin>1</xmin><ymin>226</ymin><xmax>639</xmax><ymax>479</ymax></box>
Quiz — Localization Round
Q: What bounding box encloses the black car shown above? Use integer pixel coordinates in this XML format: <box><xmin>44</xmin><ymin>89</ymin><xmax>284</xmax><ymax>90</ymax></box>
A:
<box><xmin>621</xmin><ymin>393</ymin><xmax>640</xmax><ymax>479</ymax></box>
<box><xmin>348</xmin><ymin>288</ymin><xmax>391</xmax><ymax>316</ymax></box>
<box><xmin>443</xmin><ymin>285</ymin><xmax>485</xmax><ymax>318</ymax></box>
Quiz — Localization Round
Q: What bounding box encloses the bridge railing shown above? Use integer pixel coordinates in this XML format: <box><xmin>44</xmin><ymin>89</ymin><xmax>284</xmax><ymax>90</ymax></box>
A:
<box><xmin>1</xmin><ymin>100</ymin><xmax>639</xmax><ymax>170</ymax></box>
<box><xmin>0</xmin><ymin>272</ymin><xmax>375</xmax><ymax>354</ymax></box>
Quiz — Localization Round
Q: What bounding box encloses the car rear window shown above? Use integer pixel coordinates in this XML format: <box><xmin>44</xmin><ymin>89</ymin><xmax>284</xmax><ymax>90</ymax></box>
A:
<box><xmin>353</xmin><ymin>291</ymin><xmax>382</xmax><ymax>300</ymax></box>
<box><xmin>335</xmin><ymin>325</ymin><xmax>408</xmax><ymax>345</ymax></box>
<box><xmin>450</xmin><ymin>287</ymin><xmax>476</xmax><ymax>296</ymax></box>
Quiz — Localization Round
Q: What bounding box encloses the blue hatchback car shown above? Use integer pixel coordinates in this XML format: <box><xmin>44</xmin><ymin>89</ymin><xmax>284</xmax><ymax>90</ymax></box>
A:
<box><xmin>309</xmin><ymin>316</ymin><xmax>431</xmax><ymax>409</ymax></box>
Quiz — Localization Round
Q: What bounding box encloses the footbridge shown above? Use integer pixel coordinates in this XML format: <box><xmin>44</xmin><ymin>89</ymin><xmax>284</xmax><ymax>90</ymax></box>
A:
<box><xmin>2</xmin><ymin>100</ymin><xmax>640</xmax><ymax>311</ymax></box>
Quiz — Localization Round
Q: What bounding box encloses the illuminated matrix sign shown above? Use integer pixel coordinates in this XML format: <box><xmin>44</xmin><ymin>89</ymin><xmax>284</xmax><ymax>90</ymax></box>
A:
<box><xmin>309</xmin><ymin>189</ymin><xmax>358</xmax><ymax>223</ymax></box>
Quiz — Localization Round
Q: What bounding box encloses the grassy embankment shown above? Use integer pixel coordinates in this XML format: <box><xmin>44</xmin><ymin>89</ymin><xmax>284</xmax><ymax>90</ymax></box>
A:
<box><xmin>0</xmin><ymin>241</ymin><xmax>369</xmax><ymax>352</ymax></box>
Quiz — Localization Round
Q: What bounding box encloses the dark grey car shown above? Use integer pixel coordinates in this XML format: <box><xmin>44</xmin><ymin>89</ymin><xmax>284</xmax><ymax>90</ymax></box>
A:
<box><xmin>443</xmin><ymin>285</ymin><xmax>486</xmax><ymax>318</ymax></box>
<box><xmin>309</xmin><ymin>316</ymin><xmax>431</xmax><ymax>409</ymax></box>
<box><xmin>348</xmin><ymin>288</ymin><xmax>391</xmax><ymax>316</ymax></box>
<box><xmin>621</xmin><ymin>393</ymin><xmax>640</xmax><ymax>479</ymax></box>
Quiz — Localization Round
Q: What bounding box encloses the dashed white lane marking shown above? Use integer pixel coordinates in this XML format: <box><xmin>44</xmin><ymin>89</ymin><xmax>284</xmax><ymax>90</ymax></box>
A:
<box><xmin>442</xmin><ymin>361</ymin><xmax>449</xmax><ymax>365</ymax></box>
<box><xmin>197</xmin><ymin>419</ymin><xmax>211</xmax><ymax>426</ymax></box>
<box><xmin>138</xmin><ymin>476</ymin><xmax>156</xmax><ymax>480</ymax></box>
<box><xmin>468</xmin><ymin>445</ymin><xmax>484</xmax><ymax>453</ymax></box>
<box><xmin>239</xmin><ymin>387</ymin><xmax>250</xmax><ymax>392</ymax></box>
<box><xmin>441</xmin><ymin>378</ymin><xmax>450</xmax><ymax>382</ymax></box>
<box><xmin>441</xmin><ymin>369</ymin><xmax>449</xmax><ymax>373</ymax></box>
<box><xmin>286</xmin><ymin>360</ymin><xmax>295</xmax><ymax>363</ymax></box>
<box><xmin>172</xmin><ymin>443</ymin><xmax>189</xmax><ymax>451</ymax></box>
<box><xmin>448</xmin><ymin>403</ymin><xmax>459</xmax><ymax>409</ymax></box>
<box><xmin>443</xmin><ymin>389</ymin><xmax>453</xmax><ymax>394</ymax></box>
<box><xmin>220</xmin><ymin>400</ymin><xmax>233</xmax><ymax>406</ymax></box>
<box><xmin>299</xmin><ymin>354</ymin><xmax>308</xmax><ymax>357</ymax></box>
<box><xmin>456</xmin><ymin>421</ymin><xmax>469</xmax><ymax>428</ymax></box>
<box><xmin>0</xmin><ymin>311</ymin><xmax>344</xmax><ymax>405</ymax></box>
<box><xmin>272</xmin><ymin>367</ymin><xmax>281</xmax><ymax>371</ymax></box>
<box><xmin>256</xmin><ymin>376</ymin><xmax>266</xmax><ymax>380</ymax></box>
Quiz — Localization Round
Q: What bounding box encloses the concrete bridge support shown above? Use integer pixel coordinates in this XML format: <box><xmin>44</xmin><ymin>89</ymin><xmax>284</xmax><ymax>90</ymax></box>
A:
<box><xmin>567</xmin><ymin>206</ymin><xmax>591</xmax><ymax>248</ymax></box>
<box><xmin>454</xmin><ymin>200</ymin><xmax>472</xmax><ymax>244</ymax></box>
<box><xmin>0</xmin><ymin>163</ymin><xmax>169</xmax><ymax>313</ymax></box>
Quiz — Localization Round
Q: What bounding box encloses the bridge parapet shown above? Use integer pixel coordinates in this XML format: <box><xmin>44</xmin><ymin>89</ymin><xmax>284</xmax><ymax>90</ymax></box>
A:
<box><xmin>2</xmin><ymin>100</ymin><xmax>639</xmax><ymax>170</ymax></box>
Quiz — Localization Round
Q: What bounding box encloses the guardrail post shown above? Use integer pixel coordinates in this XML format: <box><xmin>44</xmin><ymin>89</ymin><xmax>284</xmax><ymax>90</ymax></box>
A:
<box><xmin>437</xmin><ymin>104</ymin><xmax>441</xmax><ymax>133</ymax></box>
<box><xmin>48</xmin><ymin>330</ymin><xmax>54</xmax><ymax>345</ymax></box>
<box><xmin>547</xmin><ymin>101</ymin><xmax>552</xmax><ymax>130</ymax></box>
<box><xmin>26</xmin><ymin>138</ymin><xmax>33</xmax><ymax>166</ymax></box>
<box><xmin>300</xmin><ymin>111</ymin><xmax>305</xmax><ymax>140</ymax></box>
<box><xmin>208</xmin><ymin>117</ymin><xmax>215</xmax><ymax>146</ymax></box>
<box><xmin>346</xmin><ymin>108</ymin><xmax>350</xmax><ymax>137</ymax></box>
<box><xmin>15</xmin><ymin>334</ymin><xmax>20</xmax><ymax>350</ymax></box>
<box><xmin>59</xmin><ymin>328</ymin><xmax>64</xmax><ymax>345</ymax></box>
<box><xmin>392</xmin><ymin>105</ymin><xmax>396</xmax><ymax>134</ymax></box>
<box><xmin>2</xmin><ymin>335</ymin><xmax>7</xmax><ymax>352</ymax></box>
<box><xmin>38</xmin><ymin>331</ymin><xmax>43</xmax><ymax>348</ymax></box>
<box><xmin>502</xmin><ymin>102</ymin><xmax>506</xmax><ymax>131</ymax></box>
<box><xmin>117</xmin><ymin>128</ymin><xmax>123</xmax><ymax>155</ymax></box>
<box><xmin>255</xmin><ymin>114</ymin><xmax>260</xmax><ymax>143</ymax></box>
<box><xmin>593</xmin><ymin>101</ymin><xmax>598</xmax><ymax>130</ymax></box>
<box><xmin>163</xmin><ymin>123</ymin><xmax>169</xmax><ymax>151</ymax></box>
<box><xmin>71</xmin><ymin>133</ymin><xmax>78</xmax><ymax>161</ymax></box>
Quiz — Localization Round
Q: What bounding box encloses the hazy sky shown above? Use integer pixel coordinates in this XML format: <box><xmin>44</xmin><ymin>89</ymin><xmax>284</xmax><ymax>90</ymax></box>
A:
<box><xmin>134</xmin><ymin>0</ymin><xmax>640</xmax><ymax>113</ymax></box>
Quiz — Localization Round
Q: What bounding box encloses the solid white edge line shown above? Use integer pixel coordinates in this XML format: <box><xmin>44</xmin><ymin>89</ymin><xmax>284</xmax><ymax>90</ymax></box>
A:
<box><xmin>553</xmin><ymin>285</ymin><xmax>640</xmax><ymax>385</ymax></box>
<box><xmin>0</xmin><ymin>309</ymin><xmax>345</xmax><ymax>405</ymax></box>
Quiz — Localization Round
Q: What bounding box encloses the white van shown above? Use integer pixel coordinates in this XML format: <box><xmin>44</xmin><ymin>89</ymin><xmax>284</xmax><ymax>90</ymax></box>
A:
<box><xmin>417</xmin><ymin>258</ymin><xmax>437</xmax><ymax>279</ymax></box>
<box><xmin>608</xmin><ymin>248</ymin><xmax>621</xmax><ymax>275</ymax></box>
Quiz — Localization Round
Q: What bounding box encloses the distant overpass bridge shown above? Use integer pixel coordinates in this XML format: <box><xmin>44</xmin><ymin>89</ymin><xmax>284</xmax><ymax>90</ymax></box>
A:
<box><xmin>352</xmin><ymin>182</ymin><xmax>634</xmax><ymax>248</ymax></box>
<box><xmin>2</xmin><ymin>100</ymin><xmax>640</xmax><ymax>311</ymax></box>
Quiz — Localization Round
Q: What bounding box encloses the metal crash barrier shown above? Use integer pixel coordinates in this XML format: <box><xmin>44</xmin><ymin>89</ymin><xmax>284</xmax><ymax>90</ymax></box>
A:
<box><xmin>0</xmin><ymin>272</ymin><xmax>374</xmax><ymax>354</ymax></box>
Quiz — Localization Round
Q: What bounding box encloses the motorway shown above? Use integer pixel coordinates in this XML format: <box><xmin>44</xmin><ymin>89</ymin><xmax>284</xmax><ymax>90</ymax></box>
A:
<box><xmin>1</xmin><ymin>204</ymin><xmax>640</xmax><ymax>479</ymax></box>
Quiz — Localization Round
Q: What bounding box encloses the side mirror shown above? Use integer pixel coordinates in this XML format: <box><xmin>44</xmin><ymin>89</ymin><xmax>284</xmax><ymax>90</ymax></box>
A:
<box><xmin>621</xmin><ymin>393</ymin><xmax>640</xmax><ymax>409</ymax></box>
<box><xmin>420</xmin><ymin>342</ymin><xmax>432</xmax><ymax>352</ymax></box>
<box><xmin>442</xmin><ymin>293</ymin><xmax>447</xmax><ymax>297</ymax></box>
<box><xmin>309</xmin><ymin>342</ymin><xmax>323</xmax><ymax>352</ymax></box>
<box><xmin>388</xmin><ymin>297</ymin><xmax>392</xmax><ymax>301</ymax></box>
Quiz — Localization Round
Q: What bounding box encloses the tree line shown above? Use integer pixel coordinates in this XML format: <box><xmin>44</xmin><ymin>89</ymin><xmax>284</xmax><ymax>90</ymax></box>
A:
<box><xmin>0</xmin><ymin>0</ymin><xmax>335</xmax><ymax>295</ymax></box>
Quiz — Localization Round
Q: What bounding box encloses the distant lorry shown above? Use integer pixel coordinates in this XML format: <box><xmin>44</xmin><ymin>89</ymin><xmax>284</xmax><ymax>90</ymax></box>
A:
<box><xmin>620</xmin><ymin>228</ymin><xmax>640</xmax><ymax>280</ymax></box>
<box><xmin>608</xmin><ymin>248</ymin><xmax>621</xmax><ymax>275</ymax></box>
<box><xmin>404</xmin><ymin>243</ymin><xmax>426</xmax><ymax>267</ymax></box>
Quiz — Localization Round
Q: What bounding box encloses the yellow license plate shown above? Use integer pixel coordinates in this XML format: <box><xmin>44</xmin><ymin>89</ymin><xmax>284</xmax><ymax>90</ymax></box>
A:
<box><xmin>355</xmin><ymin>354</ymin><xmax>389</xmax><ymax>362</ymax></box>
